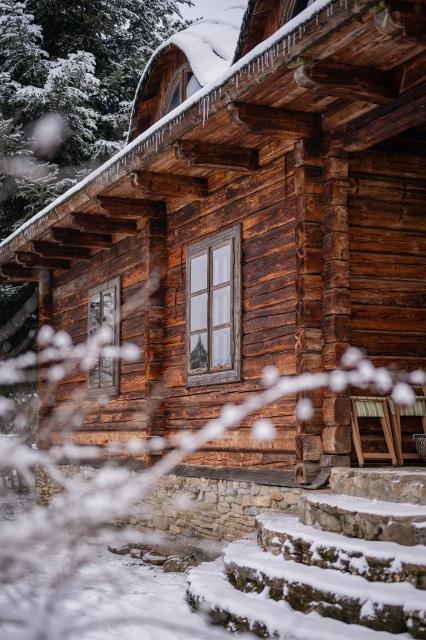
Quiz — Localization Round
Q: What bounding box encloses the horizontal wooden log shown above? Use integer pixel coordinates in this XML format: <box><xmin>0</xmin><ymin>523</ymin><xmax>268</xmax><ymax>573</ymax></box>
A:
<box><xmin>71</xmin><ymin>212</ymin><xmax>139</xmax><ymax>236</ymax></box>
<box><xmin>322</xmin><ymin>425</ymin><xmax>352</xmax><ymax>454</ymax></box>
<box><xmin>32</xmin><ymin>241</ymin><xmax>91</xmax><ymax>261</ymax></box>
<box><xmin>175</xmin><ymin>139</ymin><xmax>259</xmax><ymax>172</ymax></box>
<box><xmin>0</xmin><ymin>263</ymin><xmax>39</xmax><ymax>282</ymax></box>
<box><xmin>230</xmin><ymin>102</ymin><xmax>320</xmax><ymax>138</ymax></box>
<box><xmin>336</xmin><ymin>82</ymin><xmax>426</xmax><ymax>152</ymax></box>
<box><xmin>375</xmin><ymin>7</ymin><xmax>426</xmax><ymax>45</ymax></box>
<box><xmin>51</xmin><ymin>228</ymin><xmax>113</xmax><ymax>248</ymax></box>
<box><xmin>323</xmin><ymin>397</ymin><xmax>351</xmax><ymax>427</ymax></box>
<box><xmin>296</xmin><ymin>434</ymin><xmax>323</xmax><ymax>462</ymax></box>
<box><xmin>293</xmin><ymin>58</ymin><xmax>397</xmax><ymax>104</ymax></box>
<box><xmin>15</xmin><ymin>251</ymin><xmax>70</xmax><ymax>270</ymax></box>
<box><xmin>131</xmin><ymin>170</ymin><xmax>208</xmax><ymax>198</ymax></box>
<box><xmin>320</xmin><ymin>454</ymin><xmax>350</xmax><ymax>468</ymax></box>
<box><xmin>97</xmin><ymin>196</ymin><xmax>165</xmax><ymax>219</ymax></box>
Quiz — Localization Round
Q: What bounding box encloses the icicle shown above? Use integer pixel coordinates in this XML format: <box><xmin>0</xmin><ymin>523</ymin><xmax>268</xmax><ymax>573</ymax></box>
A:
<box><xmin>330</xmin><ymin>1</ymin><xmax>333</xmax><ymax>14</ymax></box>
<box><xmin>299</xmin><ymin>25</ymin><xmax>302</xmax><ymax>39</ymax></box>
<box><xmin>316</xmin><ymin>12</ymin><xmax>319</xmax><ymax>24</ymax></box>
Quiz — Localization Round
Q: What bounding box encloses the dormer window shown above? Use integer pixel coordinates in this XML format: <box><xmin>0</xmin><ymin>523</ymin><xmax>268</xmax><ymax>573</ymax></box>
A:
<box><xmin>289</xmin><ymin>0</ymin><xmax>316</xmax><ymax>20</ymax></box>
<box><xmin>164</xmin><ymin>64</ymin><xmax>201</xmax><ymax>115</ymax></box>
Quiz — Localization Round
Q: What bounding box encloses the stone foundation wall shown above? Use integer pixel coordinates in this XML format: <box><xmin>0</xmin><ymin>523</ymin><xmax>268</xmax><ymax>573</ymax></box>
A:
<box><xmin>37</xmin><ymin>465</ymin><xmax>303</xmax><ymax>544</ymax></box>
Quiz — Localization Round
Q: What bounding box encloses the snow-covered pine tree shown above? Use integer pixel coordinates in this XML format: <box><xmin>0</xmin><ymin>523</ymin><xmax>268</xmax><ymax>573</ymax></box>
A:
<box><xmin>0</xmin><ymin>0</ymin><xmax>191</xmax><ymax>352</ymax></box>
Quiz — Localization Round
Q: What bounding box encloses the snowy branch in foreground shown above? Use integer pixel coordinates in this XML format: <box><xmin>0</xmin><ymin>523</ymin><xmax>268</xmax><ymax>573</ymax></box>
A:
<box><xmin>0</xmin><ymin>317</ymin><xmax>424</xmax><ymax>639</ymax></box>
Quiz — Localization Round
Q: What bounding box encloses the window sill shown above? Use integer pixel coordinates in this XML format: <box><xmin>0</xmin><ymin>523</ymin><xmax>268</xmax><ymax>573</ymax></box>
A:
<box><xmin>187</xmin><ymin>369</ymin><xmax>241</xmax><ymax>388</ymax></box>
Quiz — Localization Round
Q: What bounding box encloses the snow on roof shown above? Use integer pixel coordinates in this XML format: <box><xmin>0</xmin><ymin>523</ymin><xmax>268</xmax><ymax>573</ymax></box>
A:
<box><xmin>0</xmin><ymin>0</ymin><xmax>336</xmax><ymax>257</ymax></box>
<box><xmin>147</xmin><ymin>4</ymin><xmax>248</xmax><ymax>88</ymax></box>
<box><xmin>127</xmin><ymin>3</ymin><xmax>248</xmax><ymax>138</ymax></box>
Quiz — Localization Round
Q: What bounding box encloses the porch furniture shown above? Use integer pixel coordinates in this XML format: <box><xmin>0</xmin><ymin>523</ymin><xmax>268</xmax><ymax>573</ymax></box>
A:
<box><xmin>388</xmin><ymin>395</ymin><xmax>426</xmax><ymax>465</ymax></box>
<box><xmin>350</xmin><ymin>396</ymin><xmax>398</xmax><ymax>467</ymax></box>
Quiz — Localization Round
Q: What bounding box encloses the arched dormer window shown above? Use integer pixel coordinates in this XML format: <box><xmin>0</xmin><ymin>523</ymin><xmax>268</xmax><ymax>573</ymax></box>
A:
<box><xmin>286</xmin><ymin>0</ymin><xmax>316</xmax><ymax>21</ymax></box>
<box><xmin>164</xmin><ymin>63</ymin><xmax>202</xmax><ymax>115</ymax></box>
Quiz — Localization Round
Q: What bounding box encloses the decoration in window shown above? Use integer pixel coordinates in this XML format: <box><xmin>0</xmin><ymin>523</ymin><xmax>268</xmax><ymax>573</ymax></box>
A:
<box><xmin>187</xmin><ymin>226</ymin><xmax>241</xmax><ymax>386</ymax></box>
<box><xmin>165</xmin><ymin>64</ymin><xmax>201</xmax><ymax>115</ymax></box>
<box><xmin>88</xmin><ymin>277</ymin><xmax>120</xmax><ymax>394</ymax></box>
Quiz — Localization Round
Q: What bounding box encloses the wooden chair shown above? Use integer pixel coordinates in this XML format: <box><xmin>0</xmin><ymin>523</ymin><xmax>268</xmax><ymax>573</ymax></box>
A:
<box><xmin>387</xmin><ymin>394</ymin><xmax>426</xmax><ymax>465</ymax></box>
<box><xmin>350</xmin><ymin>396</ymin><xmax>398</xmax><ymax>467</ymax></box>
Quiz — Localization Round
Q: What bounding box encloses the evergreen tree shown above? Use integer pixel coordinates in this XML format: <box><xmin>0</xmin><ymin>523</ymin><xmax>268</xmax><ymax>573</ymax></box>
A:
<box><xmin>0</xmin><ymin>0</ymin><xmax>191</xmax><ymax>352</ymax></box>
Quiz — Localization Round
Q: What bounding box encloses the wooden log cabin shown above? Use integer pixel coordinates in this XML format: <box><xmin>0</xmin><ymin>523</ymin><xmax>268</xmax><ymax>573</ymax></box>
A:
<box><xmin>1</xmin><ymin>0</ymin><xmax>425</xmax><ymax>486</ymax></box>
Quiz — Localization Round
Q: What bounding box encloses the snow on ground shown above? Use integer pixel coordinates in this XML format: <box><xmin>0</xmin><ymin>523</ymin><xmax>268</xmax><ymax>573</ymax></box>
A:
<box><xmin>0</xmin><ymin>490</ymin><xmax>229</xmax><ymax>640</ymax></box>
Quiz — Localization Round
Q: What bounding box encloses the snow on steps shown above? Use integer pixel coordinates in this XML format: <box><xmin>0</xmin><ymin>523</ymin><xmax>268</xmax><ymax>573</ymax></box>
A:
<box><xmin>330</xmin><ymin>468</ymin><xmax>426</xmax><ymax>506</ymax></box>
<box><xmin>299</xmin><ymin>493</ymin><xmax>426</xmax><ymax>545</ymax></box>
<box><xmin>187</xmin><ymin>557</ymin><xmax>412</xmax><ymax>640</ymax></box>
<box><xmin>256</xmin><ymin>512</ymin><xmax>426</xmax><ymax>588</ymax></box>
<box><xmin>223</xmin><ymin>537</ymin><xmax>426</xmax><ymax>637</ymax></box>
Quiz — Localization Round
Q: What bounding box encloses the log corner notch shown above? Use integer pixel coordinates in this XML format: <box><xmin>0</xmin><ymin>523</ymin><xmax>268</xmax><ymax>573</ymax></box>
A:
<box><xmin>174</xmin><ymin>139</ymin><xmax>260</xmax><ymax>173</ymax></box>
<box><xmin>229</xmin><ymin>101</ymin><xmax>321</xmax><ymax>139</ymax></box>
<box><xmin>131</xmin><ymin>170</ymin><xmax>209</xmax><ymax>199</ymax></box>
<box><xmin>292</xmin><ymin>58</ymin><xmax>399</xmax><ymax>105</ymax></box>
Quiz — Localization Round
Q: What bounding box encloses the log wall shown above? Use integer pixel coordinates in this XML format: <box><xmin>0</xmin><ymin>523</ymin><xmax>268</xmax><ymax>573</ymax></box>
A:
<box><xmin>163</xmin><ymin>155</ymin><xmax>299</xmax><ymax>469</ymax></box>
<box><xmin>51</xmin><ymin>230</ymin><xmax>149</xmax><ymax>454</ymax></box>
<box><xmin>348</xmin><ymin>147</ymin><xmax>426</xmax><ymax>456</ymax></box>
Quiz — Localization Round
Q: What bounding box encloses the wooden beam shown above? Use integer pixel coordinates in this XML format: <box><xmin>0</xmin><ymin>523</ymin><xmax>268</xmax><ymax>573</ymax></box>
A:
<box><xmin>0</xmin><ymin>264</ymin><xmax>39</xmax><ymax>282</ymax></box>
<box><xmin>175</xmin><ymin>140</ymin><xmax>260</xmax><ymax>172</ymax></box>
<box><xmin>229</xmin><ymin>102</ymin><xmax>320</xmax><ymax>138</ymax></box>
<box><xmin>15</xmin><ymin>252</ymin><xmax>70</xmax><ymax>270</ymax></box>
<box><xmin>32</xmin><ymin>240</ymin><xmax>91</xmax><ymax>261</ymax></box>
<box><xmin>131</xmin><ymin>170</ymin><xmax>209</xmax><ymax>198</ymax></box>
<box><xmin>335</xmin><ymin>82</ymin><xmax>426</xmax><ymax>152</ymax></box>
<box><xmin>50</xmin><ymin>228</ymin><xmax>113</xmax><ymax>248</ymax></box>
<box><xmin>71</xmin><ymin>212</ymin><xmax>139</xmax><ymax>236</ymax></box>
<box><xmin>375</xmin><ymin>8</ymin><xmax>426</xmax><ymax>45</ymax></box>
<box><xmin>292</xmin><ymin>59</ymin><xmax>397</xmax><ymax>105</ymax></box>
<box><xmin>96</xmin><ymin>196</ymin><xmax>165</xmax><ymax>219</ymax></box>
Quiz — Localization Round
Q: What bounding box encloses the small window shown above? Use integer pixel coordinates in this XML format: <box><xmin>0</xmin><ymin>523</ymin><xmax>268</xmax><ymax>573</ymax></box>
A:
<box><xmin>88</xmin><ymin>277</ymin><xmax>120</xmax><ymax>395</ymax></box>
<box><xmin>288</xmin><ymin>0</ymin><xmax>316</xmax><ymax>20</ymax></box>
<box><xmin>187</xmin><ymin>225</ymin><xmax>241</xmax><ymax>387</ymax></box>
<box><xmin>164</xmin><ymin>64</ymin><xmax>201</xmax><ymax>115</ymax></box>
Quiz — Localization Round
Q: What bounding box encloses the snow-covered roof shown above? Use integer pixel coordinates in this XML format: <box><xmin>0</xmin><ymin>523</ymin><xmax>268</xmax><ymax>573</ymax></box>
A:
<box><xmin>146</xmin><ymin>4</ymin><xmax>248</xmax><ymax>87</ymax></box>
<box><xmin>0</xmin><ymin>0</ymin><xmax>339</xmax><ymax>259</ymax></box>
<box><xmin>128</xmin><ymin>3</ymin><xmax>248</xmax><ymax>139</ymax></box>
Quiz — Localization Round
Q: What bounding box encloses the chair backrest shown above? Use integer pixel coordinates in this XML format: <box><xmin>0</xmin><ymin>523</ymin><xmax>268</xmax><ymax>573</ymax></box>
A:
<box><xmin>388</xmin><ymin>397</ymin><xmax>426</xmax><ymax>418</ymax></box>
<box><xmin>351</xmin><ymin>396</ymin><xmax>386</xmax><ymax>418</ymax></box>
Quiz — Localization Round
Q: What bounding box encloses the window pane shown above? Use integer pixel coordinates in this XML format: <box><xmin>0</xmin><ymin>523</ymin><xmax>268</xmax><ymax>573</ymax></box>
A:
<box><xmin>186</xmin><ymin>72</ymin><xmax>201</xmax><ymax>98</ymax></box>
<box><xmin>101</xmin><ymin>358</ymin><xmax>114</xmax><ymax>387</ymax></box>
<box><xmin>102</xmin><ymin>291</ymin><xmax>115</xmax><ymax>324</ymax></box>
<box><xmin>89</xmin><ymin>363</ymin><xmax>100</xmax><ymax>387</ymax></box>
<box><xmin>89</xmin><ymin>296</ymin><xmax>101</xmax><ymax>334</ymax></box>
<box><xmin>212</xmin><ymin>286</ymin><xmax>230</xmax><ymax>327</ymax></box>
<box><xmin>212</xmin><ymin>328</ymin><xmax>231</xmax><ymax>369</ymax></box>
<box><xmin>190</xmin><ymin>293</ymin><xmax>207</xmax><ymax>331</ymax></box>
<box><xmin>213</xmin><ymin>244</ymin><xmax>231</xmax><ymax>285</ymax></box>
<box><xmin>190</xmin><ymin>253</ymin><xmax>207</xmax><ymax>293</ymax></box>
<box><xmin>166</xmin><ymin>82</ymin><xmax>181</xmax><ymax>114</ymax></box>
<box><xmin>190</xmin><ymin>333</ymin><xmax>208</xmax><ymax>371</ymax></box>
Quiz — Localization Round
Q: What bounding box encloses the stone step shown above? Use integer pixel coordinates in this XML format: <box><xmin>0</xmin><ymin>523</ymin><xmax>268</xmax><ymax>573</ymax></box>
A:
<box><xmin>187</xmin><ymin>557</ymin><xmax>410</xmax><ymax>640</ymax></box>
<box><xmin>299</xmin><ymin>492</ymin><xmax>426</xmax><ymax>545</ymax></box>
<box><xmin>223</xmin><ymin>537</ymin><xmax>426</xmax><ymax>638</ymax></box>
<box><xmin>256</xmin><ymin>512</ymin><xmax>426</xmax><ymax>588</ymax></box>
<box><xmin>330</xmin><ymin>468</ymin><xmax>426</xmax><ymax>505</ymax></box>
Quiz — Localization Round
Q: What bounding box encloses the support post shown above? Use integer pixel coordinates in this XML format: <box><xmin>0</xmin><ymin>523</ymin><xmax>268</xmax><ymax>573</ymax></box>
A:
<box><xmin>293</xmin><ymin>139</ymin><xmax>325</xmax><ymax>483</ymax></box>
<box><xmin>321</xmin><ymin>144</ymin><xmax>352</xmax><ymax>469</ymax></box>
<box><xmin>144</xmin><ymin>210</ymin><xmax>167</xmax><ymax>466</ymax></box>
<box><xmin>37</xmin><ymin>269</ymin><xmax>53</xmax><ymax>450</ymax></box>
